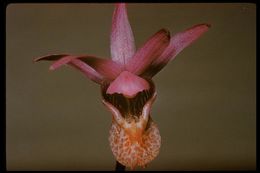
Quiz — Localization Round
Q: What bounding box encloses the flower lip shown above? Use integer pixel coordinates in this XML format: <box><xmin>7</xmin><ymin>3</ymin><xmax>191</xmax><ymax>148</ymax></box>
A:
<box><xmin>106</xmin><ymin>71</ymin><xmax>150</xmax><ymax>98</ymax></box>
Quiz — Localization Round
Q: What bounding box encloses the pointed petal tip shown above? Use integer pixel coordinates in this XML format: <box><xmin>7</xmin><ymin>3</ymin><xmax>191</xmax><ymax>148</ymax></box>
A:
<box><xmin>33</xmin><ymin>54</ymin><xmax>69</xmax><ymax>63</ymax></box>
<box><xmin>194</xmin><ymin>23</ymin><xmax>211</xmax><ymax>29</ymax></box>
<box><xmin>33</xmin><ymin>57</ymin><xmax>42</xmax><ymax>63</ymax></box>
<box><xmin>115</xmin><ymin>2</ymin><xmax>126</xmax><ymax>7</ymax></box>
<box><xmin>161</xmin><ymin>28</ymin><xmax>171</xmax><ymax>38</ymax></box>
<box><xmin>205</xmin><ymin>23</ymin><xmax>211</xmax><ymax>28</ymax></box>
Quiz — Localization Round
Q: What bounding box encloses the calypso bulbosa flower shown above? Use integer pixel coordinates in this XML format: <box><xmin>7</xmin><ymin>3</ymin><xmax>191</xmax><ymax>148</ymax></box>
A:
<box><xmin>34</xmin><ymin>3</ymin><xmax>210</xmax><ymax>169</ymax></box>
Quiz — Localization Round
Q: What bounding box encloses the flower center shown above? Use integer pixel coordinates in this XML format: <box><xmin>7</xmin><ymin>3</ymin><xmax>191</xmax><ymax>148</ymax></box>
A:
<box><xmin>101</xmin><ymin>78</ymin><xmax>155</xmax><ymax>120</ymax></box>
<box><xmin>106</xmin><ymin>71</ymin><xmax>150</xmax><ymax>98</ymax></box>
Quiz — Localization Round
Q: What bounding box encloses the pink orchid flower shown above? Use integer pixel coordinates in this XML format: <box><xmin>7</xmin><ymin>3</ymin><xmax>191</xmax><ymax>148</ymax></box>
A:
<box><xmin>34</xmin><ymin>3</ymin><xmax>210</xmax><ymax>169</ymax></box>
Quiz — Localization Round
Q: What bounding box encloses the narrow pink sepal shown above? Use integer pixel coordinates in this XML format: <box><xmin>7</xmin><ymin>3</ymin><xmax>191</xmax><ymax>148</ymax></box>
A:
<box><xmin>34</xmin><ymin>54</ymin><xmax>123</xmax><ymax>84</ymax></box>
<box><xmin>142</xmin><ymin>24</ymin><xmax>210</xmax><ymax>78</ymax></box>
<box><xmin>49</xmin><ymin>56</ymin><xmax>74</xmax><ymax>70</ymax></box>
<box><xmin>126</xmin><ymin>28</ymin><xmax>170</xmax><ymax>75</ymax></box>
<box><xmin>69</xmin><ymin>59</ymin><xmax>104</xmax><ymax>84</ymax></box>
<box><xmin>34</xmin><ymin>54</ymin><xmax>104</xmax><ymax>84</ymax></box>
<box><xmin>77</xmin><ymin>56</ymin><xmax>123</xmax><ymax>81</ymax></box>
<box><xmin>110</xmin><ymin>3</ymin><xmax>136</xmax><ymax>66</ymax></box>
<box><xmin>106</xmin><ymin>71</ymin><xmax>150</xmax><ymax>98</ymax></box>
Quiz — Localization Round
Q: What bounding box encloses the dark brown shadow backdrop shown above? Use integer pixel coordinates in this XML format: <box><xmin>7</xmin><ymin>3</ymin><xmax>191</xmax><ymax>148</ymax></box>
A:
<box><xmin>6</xmin><ymin>3</ymin><xmax>256</xmax><ymax>171</ymax></box>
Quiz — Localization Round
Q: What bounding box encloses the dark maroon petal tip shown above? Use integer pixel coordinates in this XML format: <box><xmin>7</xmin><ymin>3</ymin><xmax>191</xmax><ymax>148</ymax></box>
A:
<box><xmin>33</xmin><ymin>54</ymin><xmax>69</xmax><ymax>62</ymax></box>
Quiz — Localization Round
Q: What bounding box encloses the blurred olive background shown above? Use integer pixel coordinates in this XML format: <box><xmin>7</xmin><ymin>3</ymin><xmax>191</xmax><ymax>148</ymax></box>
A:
<box><xmin>6</xmin><ymin>3</ymin><xmax>256</xmax><ymax>171</ymax></box>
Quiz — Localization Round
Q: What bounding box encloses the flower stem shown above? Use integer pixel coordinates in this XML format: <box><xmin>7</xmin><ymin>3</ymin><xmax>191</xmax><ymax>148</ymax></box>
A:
<box><xmin>115</xmin><ymin>161</ymin><xmax>125</xmax><ymax>171</ymax></box>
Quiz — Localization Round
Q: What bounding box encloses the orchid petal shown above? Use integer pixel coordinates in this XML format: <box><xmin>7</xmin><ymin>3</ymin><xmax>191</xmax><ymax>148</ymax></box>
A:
<box><xmin>142</xmin><ymin>24</ymin><xmax>210</xmax><ymax>78</ymax></box>
<box><xmin>126</xmin><ymin>29</ymin><xmax>170</xmax><ymax>75</ymax></box>
<box><xmin>34</xmin><ymin>54</ymin><xmax>123</xmax><ymax>84</ymax></box>
<box><xmin>34</xmin><ymin>54</ymin><xmax>103</xmax><ymax>84</ymax></box>
<box><xmin>69</xmin><ymin>59</ymin><xmax>104</xmax><ymax>84</ymax></box>
<box><xmin>111</xmin><ymin>3</ymin><xmax>136</xmax><ymax>66</ymax></box>
<box><xmin>106</xmin><ymin>71</ymin><xmax>150</xmax><ymax>98</ymax></box>
<box><xmin>49</xmin><ymin>56</ymin><xmax>74</xmax><ymax>70</ymax></box>
<box><xmin>77</xmin><ymin>56</ymin><xmax>123</xmax><ymax>80</ymax></box>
